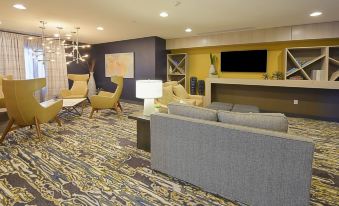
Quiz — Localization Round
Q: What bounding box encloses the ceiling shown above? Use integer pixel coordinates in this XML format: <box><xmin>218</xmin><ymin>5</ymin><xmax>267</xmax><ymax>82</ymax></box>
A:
<box><xmin>0</xmin><ymin>0</ymin><xmax>339</xmax><ymax>44</ymax></box>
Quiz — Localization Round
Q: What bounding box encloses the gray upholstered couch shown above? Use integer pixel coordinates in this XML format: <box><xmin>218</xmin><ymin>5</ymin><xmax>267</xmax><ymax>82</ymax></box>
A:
<box><xmin>150</xmin><ymin>103</ymin><xmax>315</xmax><ymax>206</ymax></box>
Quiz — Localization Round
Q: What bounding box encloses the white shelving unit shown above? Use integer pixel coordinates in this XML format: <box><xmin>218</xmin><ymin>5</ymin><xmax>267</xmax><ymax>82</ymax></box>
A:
<box><xmin>285</xmin><ymin>46</ymin><xmax>327</xmax><ymax>80</ymax></box>
<box><xmin>167</xmin><ymin>53</ymin><xmax>188</xmax><ymax>88</ymax></box>
<box><xmin>285</xmin><ymin>46</ymin><xmax>339</xmax><ymax>81</ymax></box>
<box><xmin>328</xmin><ymin>46</ymin><xmax>339</xmax><ymax>81</ymax></box>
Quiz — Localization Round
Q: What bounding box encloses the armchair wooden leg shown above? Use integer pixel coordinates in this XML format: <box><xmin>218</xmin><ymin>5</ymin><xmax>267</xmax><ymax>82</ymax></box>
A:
<box><xmin>55</xmin><ymin>116</ymin><xmax>62</xmax><ymax>126</ymax></box>
<box><xmin>89</xmin><ymin>108</ymin><xmax>95</xmax><ymax>119</ymax></box>
<box><xmin>113</xmin><ymin>103</ymin><xmax>119</xmax><ymax>114</ymax></box>
<box><xmin>0</xmin><ymin>118</ymin><xmax>15</xmax><ymax>143</ymax></box>
<box><xmin>117</xmin><ymin>101</ymin><xmax>123</xmax><ymax>112</ymax></box>
<box><xmin>34</xmin><ymin>117</ymin><xmax>42</xmax><ymax>139</ymax></box>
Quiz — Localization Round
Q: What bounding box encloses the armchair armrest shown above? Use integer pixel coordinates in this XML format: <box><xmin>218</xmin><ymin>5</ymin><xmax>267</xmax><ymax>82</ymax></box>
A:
<box><xmin>60</xmin><ymin>89</ymin><xmax>72</xmax><ymax>98</ymax></box>
<box><xmin>38</xmin><ymin>99</ymin><xmax>63</xmax><ymax>123</ymax></box>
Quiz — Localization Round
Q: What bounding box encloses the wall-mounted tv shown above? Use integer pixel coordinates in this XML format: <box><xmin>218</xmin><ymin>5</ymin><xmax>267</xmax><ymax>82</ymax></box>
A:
<box><xmin>221</xmin><ymin>50</ymin><xmax>267</xmax><ymax>72</ymax></box>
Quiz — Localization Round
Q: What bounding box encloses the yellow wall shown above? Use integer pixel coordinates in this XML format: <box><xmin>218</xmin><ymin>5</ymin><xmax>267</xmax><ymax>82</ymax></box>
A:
<box><xmin>172</xmin><ymin>39</ymin><xmax>339</xmax><ymax>81</ymax></box>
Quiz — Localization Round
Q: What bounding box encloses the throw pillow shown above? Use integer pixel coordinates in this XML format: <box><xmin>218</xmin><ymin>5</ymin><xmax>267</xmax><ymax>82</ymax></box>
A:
<box><xmin>168</xmin><ymin>102</ymin><xmax>218</xmax><ymax>121</ymax></box>
<box><xmin>173</xmin><ymin>84</ymin><xmax>189</xmax><ymax>99</ymax></box>
<box><xmin>157</xmin><ymin>85</ymin><xmax>175</xmax><ymax>105</ymax></box>
<box><xmin>217</xmin><ymin>111</ymin><xmax>288</xmax><ymax>132</ymax></box>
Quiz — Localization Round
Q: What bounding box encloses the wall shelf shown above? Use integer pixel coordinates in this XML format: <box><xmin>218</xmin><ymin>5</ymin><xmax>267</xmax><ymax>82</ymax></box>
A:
<box><xmin>167</xmin><ymin>53</ymin><xmax>188</xmax><ymax>88</ymax></box>
<box><xmin>284</xmin><ymin>46</ymin><xmax>338</xmax><ymax>81</ymax></box>
<box><xmin>328</xmin><ymin>46</ymin><xmax>339</xmax><ymax>81</ymax></box>
<box><xmin>285</xmin><ymin>47</ymin><xmax>327</xmax><ymax>80</ymax></box>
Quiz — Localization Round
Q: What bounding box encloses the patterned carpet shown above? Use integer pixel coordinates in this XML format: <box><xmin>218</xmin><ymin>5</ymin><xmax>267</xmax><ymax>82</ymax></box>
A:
<box><xmin>0</xmin><ymin>102</ymin><xmax>338</xmax><ymax>206</ymax></box>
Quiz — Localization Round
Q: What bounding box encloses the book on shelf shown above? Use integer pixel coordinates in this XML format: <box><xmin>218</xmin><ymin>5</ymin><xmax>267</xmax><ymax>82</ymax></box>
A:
<box><xmin>286</xmin><ymin>68</ymin><xmax>299</xmax><ymax>76</ymax></box>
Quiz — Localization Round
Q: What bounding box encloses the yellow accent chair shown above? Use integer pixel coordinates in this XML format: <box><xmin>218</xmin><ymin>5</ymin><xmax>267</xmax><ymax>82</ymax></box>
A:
<box><xmin>155</xmin><ymin>81</ymin><xmax>204</xmax><ymax>111</ymax></box>
<box><xmin>0</xmin><ymin>78</ymin><xmax>63</xmax><ymax>143</ymax></box>
<box><xmin>0</xmin><ymin>74</ymin><xmax>13</xmax><ymax>108</ymax></box>
<box><xmin>89</xmin><ymin>76</ymin><xmax>123</xmax><ymax>118</ymax></box>
<box><xmin>60</xmin><ymin>74</ymin><xmax>89</xmax><ymax>99</ymax></box>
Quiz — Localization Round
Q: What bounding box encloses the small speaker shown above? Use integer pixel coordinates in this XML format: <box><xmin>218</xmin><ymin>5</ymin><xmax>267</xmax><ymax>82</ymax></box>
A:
<box><xmin>198</xmin><ymin>80</ymin><xmax>205</xmax><ymax>96</ymax></box>
<box><xmin>190</xmin><ymin>77</ymin><xmax>197</xmax><ymax>95</ymax></box>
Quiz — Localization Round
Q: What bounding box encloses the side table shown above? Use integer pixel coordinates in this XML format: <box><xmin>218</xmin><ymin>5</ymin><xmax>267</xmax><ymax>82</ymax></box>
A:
<box><xmin>128</xmin><ymin>111</ymin><xmax>151</xmax><ymax>152</ymax></box>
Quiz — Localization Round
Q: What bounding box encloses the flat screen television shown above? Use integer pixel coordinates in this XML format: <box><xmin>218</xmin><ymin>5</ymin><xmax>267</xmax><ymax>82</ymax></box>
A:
<box><xmin>221</xmin><ymin>50</ymin><xmax>267</xmax><ymax>72</ymax></box>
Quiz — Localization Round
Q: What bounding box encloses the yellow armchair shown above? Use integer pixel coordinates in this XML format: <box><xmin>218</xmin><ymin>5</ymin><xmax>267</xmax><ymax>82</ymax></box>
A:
<box><xmin>60</xmin><ymin>74</ymin><xmax>89</xmax><ymax>99</ymax></box>
<box><xmin>89</xmin><ymin>76</ymin><xmax>123</xmax><ymax>118</ymax></box>
<box><xmin>155</xmin><ymin>81</ymin><xmax>204</xmax><ymax>112</ymax></box>
<box><xmin>1</xmin><ymin>78</ymin><xmax>63</xmax><ymax>143</ymax></box>
<box><xmin>0</xmin><ymin>74</ymin><xmax>13</xmax><ymax>108</ymax></box>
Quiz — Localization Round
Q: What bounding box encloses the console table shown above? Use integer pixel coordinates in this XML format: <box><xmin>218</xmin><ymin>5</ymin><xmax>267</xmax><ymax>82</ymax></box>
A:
<box><xmin>205</xmin><ymin>78</ymin><xmax>339</xmax><ymax>106</ymax></box>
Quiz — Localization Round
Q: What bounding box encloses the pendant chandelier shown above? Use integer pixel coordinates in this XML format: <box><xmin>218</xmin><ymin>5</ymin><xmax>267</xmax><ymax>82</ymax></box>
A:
<box><xmin>65</xmin><ymin>27</ymin><xmax>90</xmax><ymax>65</ymax></box>
<box><xmin>32</xmin><ymin>21</ymin><xmax>64</xmax><ymax>63</ymax></box>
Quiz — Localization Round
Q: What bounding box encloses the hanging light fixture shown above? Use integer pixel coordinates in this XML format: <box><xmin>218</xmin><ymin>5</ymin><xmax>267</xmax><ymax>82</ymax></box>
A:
<box><xmin>65</xmin><ymin>27</ymin><xmax>90</xmax><ymax>64</ymax></box>
<box><xmin>32</xmin><ymin>21</ymin><xmax>64</xmax><ymax>64</ymax></box>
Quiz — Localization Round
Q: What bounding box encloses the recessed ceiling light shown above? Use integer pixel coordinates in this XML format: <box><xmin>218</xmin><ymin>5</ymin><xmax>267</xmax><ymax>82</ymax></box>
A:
<box><xmin>13</xmin><ymin>4</ymin><xmax>27</xmax><ymax>10</ymax></box>
<box><xmin>96</xmin><ymin>26</ymin><xmax>104</xmax><ymax>31</ymax></box>
<box><xmin>185</xmin><ymin>28</ymin><xmax>192</xmax><ymax>33</ymax></box>
<box><xmin>160</xmin><ymin>12</ymin><xmax>169</xmax><ymax>17</ymax></box>
<box><xmin>310</xmin><ymin>11</ymin><xmax>322</xmax><ymax>17</ymax></box>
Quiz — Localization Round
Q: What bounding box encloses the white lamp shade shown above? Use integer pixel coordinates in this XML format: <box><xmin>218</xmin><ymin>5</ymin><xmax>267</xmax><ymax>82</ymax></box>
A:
<box><xmin>136</xmin><ymin>80</ymin><xmax>163</xmax><ymax>99</ymax></box>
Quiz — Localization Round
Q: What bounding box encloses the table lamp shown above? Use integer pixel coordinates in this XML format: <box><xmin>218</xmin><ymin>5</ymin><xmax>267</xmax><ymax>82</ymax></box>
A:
<box><xmin>136</xmin><ymin>80</ymin><xmax>162</xmax><ymax>116</ymax></box>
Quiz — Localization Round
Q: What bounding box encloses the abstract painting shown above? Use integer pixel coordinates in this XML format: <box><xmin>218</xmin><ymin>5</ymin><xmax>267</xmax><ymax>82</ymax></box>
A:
<box><xmin>105</xmin><ymin>52</ymin><xmax>134</xmax><ymax>78</ymax></box>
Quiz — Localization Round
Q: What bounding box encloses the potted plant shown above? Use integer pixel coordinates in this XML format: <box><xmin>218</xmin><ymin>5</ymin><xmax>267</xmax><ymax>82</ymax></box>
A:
<box><xmin>263</xmin><ymin>73</ymin><xmax>270</xmax><ymax>80</ymax></box>
<box><xmin>272</xmin><ymin>71</ymin><xmax>284</xmax><ymax>80</ymax></box>
<box><xmin>209</xmin><ymin>53</ymin><xmax>217</xmax><ymax>76</ymax></box>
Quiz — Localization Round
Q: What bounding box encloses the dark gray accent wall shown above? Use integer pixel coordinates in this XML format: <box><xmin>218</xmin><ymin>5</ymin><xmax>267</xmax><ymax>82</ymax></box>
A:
<box><xmin>90</xmin><ymin>36</ymin><xmax>167</xmax><ymax>102</ymax></box>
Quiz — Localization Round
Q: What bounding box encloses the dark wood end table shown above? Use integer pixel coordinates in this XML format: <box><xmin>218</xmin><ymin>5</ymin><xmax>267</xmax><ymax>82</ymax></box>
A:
<box><xmin>128</xmin><ymin>111</ymin><xmax>151</xmax><ymax>152</ymax></box>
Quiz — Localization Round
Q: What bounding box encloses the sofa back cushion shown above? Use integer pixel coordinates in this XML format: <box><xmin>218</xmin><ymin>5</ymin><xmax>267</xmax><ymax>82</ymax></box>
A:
<box><xmin>168</xmin><ymin>102</ymin><xmax>218</xmax><ymax>121</ymax></box>
<box><xmin>173</xmin><ymin>84</ymin><xmax>189</xmax><ymax>99</ymax></box>
<box><xmin>218</xmin><ymin>111</ymin><xmax>288</xmax><ymax>132</ymax></box>
<box><xmin>157</xmin><ymin>86</ymin><xmax>175</xmax><ymax>105</ymax></box>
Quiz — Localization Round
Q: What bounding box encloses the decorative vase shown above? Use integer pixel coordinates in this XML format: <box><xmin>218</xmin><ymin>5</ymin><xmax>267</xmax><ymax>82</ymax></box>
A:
<box><xmin>88</xmin><ymin>72</ymin><xmax>96</xmax><ymax>98</ymax></box>
<box><xmin>209</xmin><ymin>64</ymin><xmax>216</xmax><ymax>75</ymax></box>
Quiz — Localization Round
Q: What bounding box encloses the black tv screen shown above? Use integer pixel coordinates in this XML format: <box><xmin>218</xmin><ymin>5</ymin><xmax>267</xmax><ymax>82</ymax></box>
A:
<box><xmin>221</xmin><ymin>50</ymin><xmax>267</xmax><ymax>72</ymax></box>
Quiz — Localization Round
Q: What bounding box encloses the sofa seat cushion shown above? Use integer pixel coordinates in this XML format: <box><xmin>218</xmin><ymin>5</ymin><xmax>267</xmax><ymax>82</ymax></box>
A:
<box><xmin>179</xmin><ymin>99</ymin><xmax>196</xmax><ymax>105</ymax></box>
<box><xmin>173</xmin><ymin>84</ymin><xmax>189</xmax><ymax>99</ymax></box>
<box><xmin>231</xmin><ymin>104</ymin><xmax>260</xmax><ymax>113</ymax></box>
<box><xmin>168</xmin><ymin>102</ymin><xmax>218</xmax><ymax>121</ymax></box>
<box><xmin>218</xmin><ymin>111</ymin><xmax>288</xmax><ymax>132</ymax></box>
<box><xmin>194</xmin><ymin>98</ymin><xmax>203</xmax><ymax>107</ymax></box>
<box><xmin>207</xmin><ymin>102</ymin><xmax>233</xmax><ymax>111</ymax></box>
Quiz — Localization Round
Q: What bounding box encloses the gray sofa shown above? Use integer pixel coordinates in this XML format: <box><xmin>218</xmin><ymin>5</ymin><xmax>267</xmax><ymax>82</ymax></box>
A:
<box><xmin>150</xmin><ymin>103</ymin><xmax>315</xmax><ymax>206</ymax></box>
<box><xmin>207</xmin><ymin>101</ymin><xmax>260</xmax><ymax>113</ymax></box>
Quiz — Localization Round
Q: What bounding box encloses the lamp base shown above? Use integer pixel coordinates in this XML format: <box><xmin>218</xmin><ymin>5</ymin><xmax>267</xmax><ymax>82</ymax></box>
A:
<box><xmin>143</xmin><ymin>98</ymin><xmax>155</xmax><ymax>116</ymax></box>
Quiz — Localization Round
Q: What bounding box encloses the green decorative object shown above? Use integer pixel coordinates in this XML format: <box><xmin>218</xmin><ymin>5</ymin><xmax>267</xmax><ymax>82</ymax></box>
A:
<box><xmin>263</xmin><ymin>73</ymin><xmax>270</xmax><ymax>80</ymax></box>
<box><xmin>272</xmin><ymin>71</ymin><xmax>284</xmax><ymax>80</ymax></box>
<box><xmin>210</xmin><ymin>53</ymin><xmax>217</xmax><ymax>66</ymax></box>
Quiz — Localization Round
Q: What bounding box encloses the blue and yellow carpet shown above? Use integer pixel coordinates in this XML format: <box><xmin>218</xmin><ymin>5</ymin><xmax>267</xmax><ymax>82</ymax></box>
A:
<box><xmin>0</xmin><ymin>102</ymin><xmax>338</xmax><ymax>206</ymax></box>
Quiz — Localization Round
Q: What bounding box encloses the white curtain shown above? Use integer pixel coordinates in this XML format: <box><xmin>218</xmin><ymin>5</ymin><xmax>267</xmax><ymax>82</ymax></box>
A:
<box><xmin>44</xmin><ymin>42</ymin><xmax>68</xmax><ymax>99</ymax></box>
<box><xmin>24</xmin><ymin>38</ymin><xmax>46</xmax><ymax>101</ymax></box>
<box><xmin>0</xmin><ymin>31</ymin><xmax>26</xmax><ymax>79</ymax></box>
